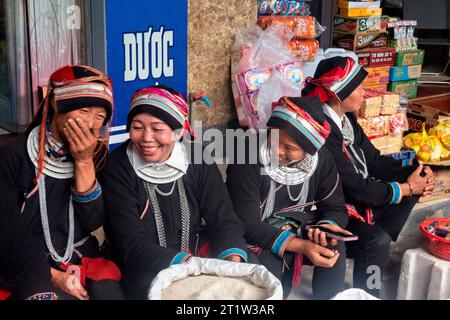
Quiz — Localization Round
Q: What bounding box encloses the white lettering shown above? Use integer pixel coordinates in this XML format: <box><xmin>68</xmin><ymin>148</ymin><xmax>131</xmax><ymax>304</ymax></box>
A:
<box><xmin>123</xmin><ymin>26</ymin><xmax>175</xmax><ymax>81</ymax></box>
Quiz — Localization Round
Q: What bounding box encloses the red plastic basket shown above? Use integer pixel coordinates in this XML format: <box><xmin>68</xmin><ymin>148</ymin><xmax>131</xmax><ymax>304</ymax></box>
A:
<box><xmin>419</xmin><ymin>218</ymin><xmax>450</xmax><ymax>261</ymax></box>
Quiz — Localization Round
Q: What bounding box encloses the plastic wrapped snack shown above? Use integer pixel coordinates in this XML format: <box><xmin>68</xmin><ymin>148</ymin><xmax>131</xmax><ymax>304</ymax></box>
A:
<box><xmin>357</xmin><ymin>115</ymin><xmax>389</xmax><ymax>137</ymax></box>
<box><xmin>380</xmin><ymin>104</ymin><xmax>398</xmax><ymax>116</ymax></box>
<box><xmin>257</xmin><ymin>0</ymin><xmax>311</xmax><ymax>16</ymax></box>
<box><xmin>370</xmin><ymin>134</ymin><xmax>403</xmax><ymax>155</ymax></box>
<box><xmin>363</xmin><ymin>89</ymin><xmax>382</xmax><ymax>107</ymax></box>
<box><xmin>388</xmin><ymin>112</ymin><xmax>408</xmax><ymax>134</ymax></box>
<box><xmin>257</xmin><ymin>16</ymin><xmax>325</xmax><ymax>39</ymax></box>
<box><xmin>360</xmin><ymin>104</ymin><xmax>380</xmax><ymax>118</ymax></box>
<box><xmin>289</xmin><ymin>39</ymin><xmax>320</xmax><ymax>61</ymax></box>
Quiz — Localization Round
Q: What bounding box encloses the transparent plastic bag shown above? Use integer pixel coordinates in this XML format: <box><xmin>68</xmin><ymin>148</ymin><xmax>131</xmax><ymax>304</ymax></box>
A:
<box><xmin>236</xmin><ymin>23</ymin><xmax>296</xmax><ymax>73</ymax></box>
<box><xmin>257</xmin><ymin>16</ymin><xmax>326</xmax><ymax>39</ymax></box>
<box><xmin>257</xmin><ymin>0</ymin><xmax>311</xmax><ymax>16</ymax></box>
<box><xmin>257</xmin><ymin>69</ymin><xmax>304</xmax><ymax>129</ymax></box>
<box><xmin>231</xmin><ymin>26</ymin><xmax>263</xmax><ymax>74</ymax></box>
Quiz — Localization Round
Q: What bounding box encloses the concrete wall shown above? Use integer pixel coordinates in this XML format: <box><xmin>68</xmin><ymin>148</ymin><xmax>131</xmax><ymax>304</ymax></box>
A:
<box><xmin>188</xmin><ymin>0</ymin><xmax>257</xmax><ymax>127</ymax></box>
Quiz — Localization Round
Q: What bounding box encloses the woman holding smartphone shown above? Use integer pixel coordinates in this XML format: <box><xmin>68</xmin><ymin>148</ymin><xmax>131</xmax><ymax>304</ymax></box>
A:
<box><xmin>302</xmin><ymin>56</ymin><xmax>436</xmax><ymax>297</ymax></box>
<box><xmin>226</xmin><ymin>96</ymin><xmax>353</xmax><ymax>299</ymax></box>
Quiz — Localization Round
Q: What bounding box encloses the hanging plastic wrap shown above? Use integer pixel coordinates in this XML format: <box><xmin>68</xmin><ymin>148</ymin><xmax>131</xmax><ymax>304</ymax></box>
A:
<box><xmin>258</xmin><ymin>16</ymin><xmax>326</xmax><ymax>39</ymax></box>
<box><xmin>257</xmin><ymin>0</ymin><xmax>311</xmax><ymax>16</ymax></box>
<box><xmin>232</xmin><ymin>24</ymin><xmax>304</xmax><ymax>130</ymax></box>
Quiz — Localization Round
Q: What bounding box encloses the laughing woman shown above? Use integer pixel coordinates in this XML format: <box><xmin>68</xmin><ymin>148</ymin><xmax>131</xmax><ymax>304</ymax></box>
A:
<box><xmin>99</xmin><ymin>85</ymin><xmax>248</xmax><ymax>300</ymax></box>
<box><xmin>226</xmin><ymin>96</ymin><xmax>352</xmax><ymax>299</ymax></box>
<box><xmin>0</xmin><ymin>65</ymin><xmax>125</xmax><ymax>300</ymax></box>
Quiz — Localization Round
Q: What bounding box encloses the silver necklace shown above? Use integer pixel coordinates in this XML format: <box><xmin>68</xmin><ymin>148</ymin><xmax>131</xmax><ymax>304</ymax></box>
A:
<box><xmin>144</xmin><ymin>179</ymin><xmax>191</xmax><ymax>252</ymax></box>
<box><xmin>154</xmin><ymin>181</ymin><xmax>177</xmax><ymax>196</ymax></box>
<box><xmin>37</xmin><ymin>174</ymin><xmax>75</xmax><ymax>264</ymax></box>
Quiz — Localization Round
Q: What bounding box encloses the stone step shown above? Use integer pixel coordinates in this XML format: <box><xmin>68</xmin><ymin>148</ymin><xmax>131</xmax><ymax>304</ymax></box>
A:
<box><xmin>397</xmin><ymin>247</ymin><xmax>450</xmax><ymax>300</ymax></box>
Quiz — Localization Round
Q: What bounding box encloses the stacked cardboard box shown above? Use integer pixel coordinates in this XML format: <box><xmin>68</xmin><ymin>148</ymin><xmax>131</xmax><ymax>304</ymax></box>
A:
<box><xmin>357</xmin><ymin>88</ymin><xmax>408</xmax><ymax>154</ymax></box>
<box><xmin>333</xmin><ymin>1</ymin><xmax>393</xmax><ymax>91</ymax></box>
<box><xmin>386</xmin><ymin>20</ymin><xmax>423</xmax><ymax>99</ymax></box>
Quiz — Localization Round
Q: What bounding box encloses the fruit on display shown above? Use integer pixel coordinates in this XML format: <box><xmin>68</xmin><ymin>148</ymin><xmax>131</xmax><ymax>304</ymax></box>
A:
<box><xmin>403</xmin><ymin>122</ymin><xmax>450</xmax><ymax>162</ymax></box>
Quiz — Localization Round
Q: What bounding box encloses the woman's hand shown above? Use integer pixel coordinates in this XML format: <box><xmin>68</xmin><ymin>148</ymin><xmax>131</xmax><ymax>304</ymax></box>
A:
<box><xmin>286</xmin><ymin>238</ymin><xmax>339</xmax><ymax>268</ymax></box>
<box><xmin>307</xmin><ymin>224</ymin><xmax>353</xmax><ymax>247</ymax></box>
<box><xmin>299</xmin><ymin>239</ymin><xmax>340</xmax><ymax>268</ymax></box>
<box><xmin>51</xmin><ymin>268</ymin><xmax>89</xmax><ymax>300</ymax></box>
<box><xmin>405</xmin><ymin>164</ymin><xmax>436</xmax><ymax>196</ymax></box>
<box><xmin>63</xmin><ymin>118</ymin><xmax>97</xmax><ymax>164</ymax></box>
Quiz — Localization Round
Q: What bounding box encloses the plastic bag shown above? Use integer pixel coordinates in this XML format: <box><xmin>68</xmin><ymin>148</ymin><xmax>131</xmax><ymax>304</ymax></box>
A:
<box><xmin>258</xmin><ymin>16</ymin><xmax>326</xmax><ymax>39</ymax></box>
<box><xmin>231</xmin><ymin>26</ymin><xmax>263</xmax><ymax>74</ymax></box>
<box><xmin>257</xmin><ymin>0</ymin><xmax>311</xmax><ymax>16</ymax></box>
<box><xmin>257</xmin><ymin>70</ymin><xmax>304</xmax><ymax>128</ymax></box>
<box><xmin>237</xmin><ymin>23</ymin><xmax>296</xmax><ymax>73</ymax></box>
<box><xmin>148</xmin><ymin>257</ymin><xmax>283</xmax><ymax>300</ymax></box>
<box><xmin>332</xmin><ymin>288</ymin><xmax>379</xmax><ymax>300</ymax></box>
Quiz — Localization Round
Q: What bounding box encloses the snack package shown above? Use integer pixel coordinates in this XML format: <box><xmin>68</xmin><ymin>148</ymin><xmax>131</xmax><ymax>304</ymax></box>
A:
<box><xmin>360</xmin><ymin>104</ymin><xmax>381</xmax><ymax>118</ymax></box>
<box><xmin>362</xmin><ymin>66</ymin><xmax>390</xmax><ymax>85</ymax></box>
<box><xmin>333</xmin><ymin>31</ymin><xmax>388</xmax><ymax>51</ymax></box>
<box><xmin>364</xmin><ymin>88</ymin><xmax>400</xmax><ymax>105</ymax></box>
<box><xmin>363</xmin><ymin>89</ymin><xmax>383</xmax><ymax>106</ymax></box>
<box><xmin>333</xmin><ymin>15</ymin><xmax>388</xmax><ymax>34</ymax></box>
<box><xmin>387</xmin><ymin>20</ymin><xmax>417</xmax><ymax>40</ymax></box>
<box><xmin>257</xmin><ymin>0</ymin><xmax>311</xmax><ymax>16</ymax></box>
<box><xmin>289</xmin><ymin>39</ymin><xmax>319</xmax><ymax>61</ymax></box>
<box><xmin>258</xmin><ymin>16</ymin><xmax>325</xmax><ymax>39</ymax></box>
<box><xmin>357</xmin><ymin>115</ymin><xmax>389</xmax><ymax>137</ymax></box>
<box><xmin>388</xmin><ymin>112</ymin><xmax>408</xmax><ymax>134</ymax></box>
<box><xmin>370</xmin><ymin>134</ymin><xmax>403</xmax><ymax>155</ymax></box>
<box><xmin>389</xmin><ymin>37</ymin><xmax>418</xmax><ymax>52</ymax></box>
<box><xmin>380</xmin><ymin>104</ymin><xmax>398</xmax><ymax>116</ymax></box>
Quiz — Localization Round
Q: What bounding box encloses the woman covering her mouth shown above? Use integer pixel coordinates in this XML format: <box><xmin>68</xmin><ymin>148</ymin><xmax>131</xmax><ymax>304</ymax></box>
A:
<box><xmin>99</xmin><ymin>85</ymin><xmax>248</xmax><ymax>300</ymax></box>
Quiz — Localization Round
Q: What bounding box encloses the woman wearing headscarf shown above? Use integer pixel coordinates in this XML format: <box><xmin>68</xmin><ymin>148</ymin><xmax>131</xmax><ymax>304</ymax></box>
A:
<box><xmin>0</xmin><ymin>65</ymin><xmax>125</xmax><ymax>300</ymax></box>
<box><xmin>226</xmin><ymin>96</ymin><xmax>352</xmax><ymax>299</ymax></box>
<box><xmin>99</xmin><ymin>85</ymin><xmax>248</xmax><ymax>300</ymax></box>
<box><xmin>302</xmin><ymin>56</ymin><xmax>435</xmax><ymax>296</ymax></box>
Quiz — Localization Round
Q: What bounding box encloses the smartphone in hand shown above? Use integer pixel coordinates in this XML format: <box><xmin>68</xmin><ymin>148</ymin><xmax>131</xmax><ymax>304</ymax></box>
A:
<box><xmin>306</xmin><ymin>225</ymin><xmax>358</xmax><ymax>242</ymax></box>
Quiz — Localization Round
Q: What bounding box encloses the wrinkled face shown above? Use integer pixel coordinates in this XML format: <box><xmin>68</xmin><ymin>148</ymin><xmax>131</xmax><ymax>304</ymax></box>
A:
<box><xmin>129</xmin><ymin>113</ymin><xmax>177</xmax><ymax>163</ymax></box>
<box><xmin>340</xmin><ymin>84</ymin><xmax>365</xmax><ymax>113</ymax></box>
<box><xmin>53</xmin><ymin>106</ymin><xmax>107</xmax><ymax>142</ymax></box>
<box><xmin>269</xmin><ymin>129</ymin><xmax>306</xmax><ymax>166</ymax></box>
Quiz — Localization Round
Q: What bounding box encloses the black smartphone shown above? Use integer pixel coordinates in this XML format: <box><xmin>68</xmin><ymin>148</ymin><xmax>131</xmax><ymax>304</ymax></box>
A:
<box><xmin>305</xmin><ymin>225</ymin><xmax>358</xmax><ymax>242</ymax></box>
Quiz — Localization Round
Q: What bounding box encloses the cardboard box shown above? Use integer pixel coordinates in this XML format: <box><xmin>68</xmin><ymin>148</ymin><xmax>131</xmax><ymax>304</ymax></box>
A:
<box><xmin>333</xmin><ymin>15</ymin><xmax>388</xmax><ymax>33</ymax></box>
<box><xmin>389</xmin><ymin>37</ymin><xmax>418</xmax><ymax>52</ymax></box>
<box><xmin>357</xmin><ymin>47</ymin><xmax>395</xmax><ymax>67</ymax></box>
<box><xmin>394</xmin><ymin>50</ymin><xmax>425</xmax><ymax>66</ymax></box>
<box><xmin>338</xmin><ymin>1</ymin><xmax>381</xmax><ymax>9</ymax></box>
<box><xmin>407</xmin><ymin>104</ymin><xmax>440</xmax><ymax>132</ymax></box>
<box><xmin>363</xmin><ymin>83</ymin><xmax>388</xmax><ymax>91</ymax></box>
<box><xmin>419</xmin><ymin>167</ymin><xmax>450</xmax><ymax>203</ymax></box>
<box><xmin>388</xmin><ymin>79</ymin><xmax>418</xmax><ymax>98</ymax></box>
<box><xmin>333</xmin><ymin>31</ymin><xmax>388</xmax><ymax>51</ymax></box>
<box><xmin>339</xmin><ymin>7</ymin><xmax>382</xmax><ymax>17</ymax></box>
<box><xmin>389</xmin><ymin>65</ymin><xmax>422</xmax><ymax>82</ymax></box>
<box><xmin>363</xmin><ymin>66</ymin><xmax>390</xmax><ymax>85</ymax></box>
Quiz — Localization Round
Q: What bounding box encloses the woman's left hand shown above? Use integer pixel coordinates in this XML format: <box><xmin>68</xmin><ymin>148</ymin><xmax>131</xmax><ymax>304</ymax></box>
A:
<box><xmin>307</xmin><ymin>223</ymin><xmax>353</xmax><ymax>247</ymax></box>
